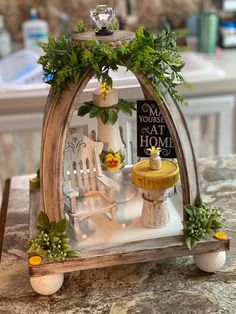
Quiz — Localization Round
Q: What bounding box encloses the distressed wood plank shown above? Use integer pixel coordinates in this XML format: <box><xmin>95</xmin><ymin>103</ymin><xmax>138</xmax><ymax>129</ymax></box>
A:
<box><xmin>0</xmin><ymin>178</ymin><xmax>11</xmax><ymax>261</ymax></box>
<box><xmin>29</xmin><ymin>236</ymin><xmax>230</xmax><ymax>276</ymax></box>
<box><xmin>29</xmin><ymin>189</ymin><xmax>41</xmax><ymax>237</ymax></box>
<box><xmin>40</xmin><ymin>73</ymin><xmax>94</xmax><ymax>221</ymax></box>
<box><xmin>72</xmin><ymin>30</ymin><xmax>135</xmax><ymax>46</ymax></box>
<box><xmin>79</xmin><ymin>235</ymin><xmax>228</xmax><ymax>257</ymax></box>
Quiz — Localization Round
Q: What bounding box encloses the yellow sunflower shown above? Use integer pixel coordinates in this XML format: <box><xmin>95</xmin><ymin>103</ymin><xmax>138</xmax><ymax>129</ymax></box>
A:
<box><xmin>104</xmin><ymin>153</ymin><xmax>121</xmax><ymax>171</ymax></box>
<box><xmin>214</xmin><ymin>231</ymin><xmax>228</xmax><ymax>241</ymax></box>
<box><xmin>29</xmin><ymin>255</ymin><xmax>42</xmax><ymax>266</ymax></box>
<box><xmin>100</xmin><ymin>82</ymin><xmax>110</xmax><ymax>97</ymax></box>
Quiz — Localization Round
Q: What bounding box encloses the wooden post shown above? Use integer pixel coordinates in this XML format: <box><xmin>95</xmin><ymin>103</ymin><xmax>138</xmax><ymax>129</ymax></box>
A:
<box><xmin>40</xmin><ymin>74</ymin><xmax>93</xmax><ymax>221</ymax></box>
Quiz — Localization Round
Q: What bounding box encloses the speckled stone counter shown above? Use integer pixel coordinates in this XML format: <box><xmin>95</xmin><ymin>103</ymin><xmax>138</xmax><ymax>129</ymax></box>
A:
<box><xmin>1</xmin><ymin>155</ymin><xmax>236</xmax><ymax>314</ymax></box>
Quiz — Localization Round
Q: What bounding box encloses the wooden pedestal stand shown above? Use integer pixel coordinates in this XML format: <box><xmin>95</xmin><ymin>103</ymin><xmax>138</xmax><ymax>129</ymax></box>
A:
<box><xmin>28</xmin><ymin>31</ymin><xmax>230</xmax><ymax>291</ymax></box>
<box><xmin>131</xmin><ymin>159</ymin><xmax>180</xmax><ymax>228</ymax></box>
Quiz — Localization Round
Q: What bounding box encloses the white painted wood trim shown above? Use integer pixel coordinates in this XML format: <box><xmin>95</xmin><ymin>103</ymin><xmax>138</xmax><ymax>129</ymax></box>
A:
<box><xmin>182</xmin><ymin>95</ymin><xmax>235</xmax><ymax>156</ymax></box>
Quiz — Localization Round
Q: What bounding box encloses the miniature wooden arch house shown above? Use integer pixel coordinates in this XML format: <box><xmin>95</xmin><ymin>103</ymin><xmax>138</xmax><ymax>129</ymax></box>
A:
<box><xmin>29</xmin><ymin>5</ymin><xmax>229</xmax><ymax>295</ymax></box>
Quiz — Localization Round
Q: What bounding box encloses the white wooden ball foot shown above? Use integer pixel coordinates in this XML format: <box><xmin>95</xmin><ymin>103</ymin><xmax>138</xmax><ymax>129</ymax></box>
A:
<box><xmin>193</xmin><ymin>251</ymin><xmax>226</xmax><ymax>273</ymax></box>
<box><xmin>30</xmin><ymin>273</ymin><xmax>64</xmax><ymax>295</ymax></box>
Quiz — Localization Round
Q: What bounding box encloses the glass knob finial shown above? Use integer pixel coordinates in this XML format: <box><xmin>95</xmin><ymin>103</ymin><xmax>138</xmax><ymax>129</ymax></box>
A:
<box><xmin>90</xmin><ymin>5</ymin><xmax>115</xmax><ymax>36</ymax></box>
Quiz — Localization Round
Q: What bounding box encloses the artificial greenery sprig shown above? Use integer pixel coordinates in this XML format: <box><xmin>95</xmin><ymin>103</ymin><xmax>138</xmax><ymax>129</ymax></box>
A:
<box><xmin>27</xmin><ymin>211</ymin><xmax>80</xmax><ymax>261</ymax></box>
<box><xmin>78</xmin><ymin>98</ymin><xmax>136</xmax><ymax>125</ymax></box>
<box><xmin>39</xmin><ymin>22</ymin><xmax>185</xmax><ymax>105</ymax></box>
<box><xmin>182</xmin><ymin>196</ymin><xmax>225</xmax><ymax>249</ymax></box>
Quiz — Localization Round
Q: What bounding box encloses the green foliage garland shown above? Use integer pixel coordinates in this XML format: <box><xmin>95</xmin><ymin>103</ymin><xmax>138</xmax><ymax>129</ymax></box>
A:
<box><xmin>27</xmin><ymin>211</ymin><xmax>80</xmax><ymax>261</ymax></box>
<box><xmin>39</xmin><ymin>22</ymin><xmax>185</xmax><ymax>104</ymax></box>
<box><xmin>78</xmin><ymin>98</ymin><xmax>136</xmax><ymax>125</ymax></box>
<box><xmin>182</xmin><ymin>196</ymin><xmax>225</xmax><ymax>249</ymax></box>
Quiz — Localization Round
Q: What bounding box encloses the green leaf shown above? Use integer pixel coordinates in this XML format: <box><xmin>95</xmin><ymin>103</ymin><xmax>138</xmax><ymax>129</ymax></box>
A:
<box><xmin>28</xmin><ymin>247</ymin><xmax>47</xmax><ymax>257</ymax></box>
<box><xmin>54</xmin><ymin>218</ymin><xmax>67</xmax><ymax>233</ymax></box>
<box><xmin>108</xmin><ymin>19</ymin><xmax>119</xmax><ymax>31</ymax></box>
<box><xmin>61</xmin><ymin>235</ymin><xmax>69</xmax><ymax>242</ymax></box>
<box><xmin>184</xmin><ymin>205</ymin><xmax>194</xmax><ymax>216</ymax></box>
<box><xmin>70</xmin><ymin>51</ymin><xmax>78</xmax><ymax>65</ymax></box>
<box><xmin>194</xmin><ymin>195</ymin><xmax>203</xmax><ymax>208</ymax></box>
<box><xmin>143</xmin><ymin>28</ymin><xmax>151</xmax><ymax>38</ymax></box>
<box><xmin>99</xmin><ymin>109</ymin><xmax>109</xmax><ymax>124</ymax></box>
<box><xmin>49</xmin><ymin>221</ymin><xmax>58</xmax><ymax>232</ymax></box>
<box><xmin>206</xmin><ymin>228</ymin><xmax>216</xmax><ymax>236</ymax></box>
<box><xmin>78</xmin><ymin>104</ymin><xmax>91</xmax><ymax>117</ymax></box>
<box><xmin>52</xmin><ymin>236</ymin><xmax>60</xmax><ymax>244</ymax></box>
<box><xmin>76</xmin><ymin>20</ymin><xmax>86</xmax><ymax>33</ymax></box>
<box><xmin>67</xmin><ymin>250</ymin><xmax>81</xmax><ymax>257</ymax></box>
<box><xmin>62</xmin><ymin>244</ymin><xmax>72</xmax><ymax>252</ymax></box>
<box><xmin>182</xmin><ymin>221</ymin><xmax>189</xmax><ymax>229</ymax></box>
<box><xmin>185</xmin><ymin>237</ymin><xmax>197</xmax><ymax>250</ymax></box>
<box><xmin>206</xmin><ymin>218</ymin><xmax>213</xmax><ymax>229</ymax></box>
<box><xmin>37</xmin><ymin>211</ymin><xmax>49</xmax><ymax>230</ymax></box>
<box><xmin>89</xmin><ymin>105</ymin><xmax>99</xmax><ymax>118</ymax></box>
<box><xmin>109</xmin><ymin>110</ymin><xmax>118</xmax><ymax>125</ymax></box>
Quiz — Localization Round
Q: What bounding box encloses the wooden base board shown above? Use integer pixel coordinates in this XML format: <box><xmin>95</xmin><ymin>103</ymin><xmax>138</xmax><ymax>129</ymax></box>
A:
<box><xmin>28</xmin><ymin>179</ymin><xmax>230</xmax><ymax>277</ymax></box>
<box><xmin>29</xmin><ymin>236</ymin><xmax>230</xmax><ymax>276</ymax></box>
<box><xmin>0</xmin><ymin>178</ymin><xmax>11</xmax><ymax>261</ymax></box>
<box><xmin>29</xmin><ymin>235</ymin><xmax>230</xmax><ymax>277</ymax></box>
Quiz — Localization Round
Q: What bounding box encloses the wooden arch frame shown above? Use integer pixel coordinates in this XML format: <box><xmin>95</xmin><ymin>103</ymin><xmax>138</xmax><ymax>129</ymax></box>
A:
<box><xmin>40</xmin><ymin>67</ymin><xmax>200</xmax><ymax>222</ymax></box>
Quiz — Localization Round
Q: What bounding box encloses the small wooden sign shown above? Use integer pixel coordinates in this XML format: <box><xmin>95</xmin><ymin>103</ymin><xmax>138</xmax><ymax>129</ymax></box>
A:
<box><xmin>137</xmin><ymin>100</ymin><xmax>176</xmax><ymax>158</ymax></box>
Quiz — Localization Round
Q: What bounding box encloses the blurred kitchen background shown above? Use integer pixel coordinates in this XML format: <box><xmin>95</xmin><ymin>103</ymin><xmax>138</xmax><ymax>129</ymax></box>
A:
<box><xmin>0</xmin><ymin>0</ymin><xmax>236</xmax><ymax>198</ymax></box>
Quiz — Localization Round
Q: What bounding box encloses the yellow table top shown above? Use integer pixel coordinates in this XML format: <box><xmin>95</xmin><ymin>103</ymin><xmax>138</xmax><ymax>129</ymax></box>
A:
<box><xmin>131</xmin><ymin>159</ymin><xmax>179</xmax><ymax>190</ymax></box>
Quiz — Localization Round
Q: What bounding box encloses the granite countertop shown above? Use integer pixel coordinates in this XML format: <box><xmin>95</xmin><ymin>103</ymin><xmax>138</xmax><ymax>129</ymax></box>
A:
<box><xmin>0</xmin><ymin>155</ymin><xmax>236</xmax><ymax>313</ymax></box>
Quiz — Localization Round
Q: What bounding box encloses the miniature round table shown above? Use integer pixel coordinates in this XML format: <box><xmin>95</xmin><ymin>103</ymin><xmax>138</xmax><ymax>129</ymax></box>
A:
<box><xmin>131</xmin><ymin>160</ymin><xmax>180</xmax><ymax>228</ymax></box>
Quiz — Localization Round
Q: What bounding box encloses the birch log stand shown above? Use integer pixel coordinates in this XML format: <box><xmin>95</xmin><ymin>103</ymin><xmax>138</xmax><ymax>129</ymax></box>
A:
<box><xmin>131</xmin><ymin>160</ymin><xmax>180</xmax><ymax>228</ymax></box>
<box><xmin>28</xmin><ymin>30</ymin><xmax>230</xmax><ymax>293</ymax></box>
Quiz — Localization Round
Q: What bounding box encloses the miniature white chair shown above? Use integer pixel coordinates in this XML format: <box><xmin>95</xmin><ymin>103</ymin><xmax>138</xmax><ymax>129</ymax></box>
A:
<box><xmin>63</xmin><ymin>134</ymin><xmax>119</xmax><ymax>240</ymax></box>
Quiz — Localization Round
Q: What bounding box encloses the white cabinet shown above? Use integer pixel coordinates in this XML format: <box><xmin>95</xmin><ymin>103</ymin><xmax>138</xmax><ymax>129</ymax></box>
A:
<box><xmin>182</xmin><ymin>95</ymin><xmax>235</xmax><ymax>158</ymax></box>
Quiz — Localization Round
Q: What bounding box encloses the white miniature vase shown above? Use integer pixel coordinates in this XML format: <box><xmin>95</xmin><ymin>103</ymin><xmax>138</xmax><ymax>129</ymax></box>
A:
<box><xmin>97</xmin><ymin>119</ymin><xmax>124</xmax><ymax>153</ymax></box>
<box><xmin>93</xmin><ymin>87</ymin><xmax>136</xmax><ymax>203</ymax></box>
<box><xmin>94</xmin><ymin>87</ymin><xmax>126</xmax><ymax>173</ymax></box>
<box><xmin>149</xmin><ymin>152</ymin><xmax>161</xmax><ymax>170</ymax></box>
